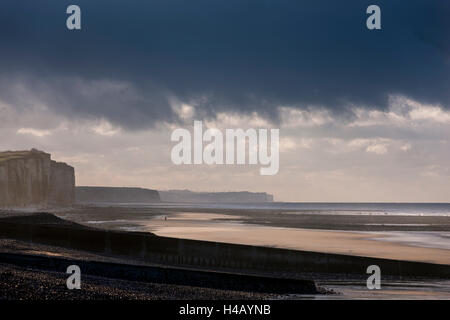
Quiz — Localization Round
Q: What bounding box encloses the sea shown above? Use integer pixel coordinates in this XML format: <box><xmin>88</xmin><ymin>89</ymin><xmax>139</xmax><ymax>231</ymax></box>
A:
<box><xmin>97</xmin><ymin>202</ymin><xmax>450</xmax><ymax>216</ymax></box>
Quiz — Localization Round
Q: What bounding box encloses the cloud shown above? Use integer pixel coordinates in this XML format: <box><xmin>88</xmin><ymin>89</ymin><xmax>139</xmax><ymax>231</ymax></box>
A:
<box><xmin>400</xmin><ymin>143</ymin><xmax>411</xmax><ymax>152</ymax></box>
<box><xmin>279</xmin><ymin>107</ymin><xmax>333</xmax><ymax>128</ymax></box>
<box><xmin>409</xmin><ymin>105</ymin><xmax>450</xmax><ymax>124</ymax></box>
<box><xmin>91</xmin><ymin>119</ymin><xmax>121</xmax><ymax>136</ymax></box>
<box><xmin>366</xmin><ymin>143</ymin><xmax>388</xmax><ymax>155</ymax></box>
<box><xmin>17</xmin><ymin>128</ymin><xmax>51</xmax><ymax>137</ymax></box>
<box><xmin>346</xmin><ymin>138</ymin><xmax>389</xmax><ymax>154</ymax></box>
<box><xmin>0</xmin><ymin>0</ymin><xmax>448</xmax><ymax>128</ymax></box>
<box><xmin>0</xmin><ymin>75</ymin><xmax>176</xmax><ymax>129</ymax></box>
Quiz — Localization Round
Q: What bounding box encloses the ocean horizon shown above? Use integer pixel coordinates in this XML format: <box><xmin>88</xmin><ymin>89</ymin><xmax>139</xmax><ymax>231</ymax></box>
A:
<box><xmin>80</xmin><ymin>202</ymin><xmax>450</xmax><ymax>217</ymax></box>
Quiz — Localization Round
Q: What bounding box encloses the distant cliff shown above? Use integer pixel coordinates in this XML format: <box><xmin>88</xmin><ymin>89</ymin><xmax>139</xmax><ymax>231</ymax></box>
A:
<box><xmin>0</xmin><ymin>149</ymin><xmax>75</xmax><ymax>208</ymax></box>
<box><xmin>75</xmin><ymin>187</ymin><xmax>161</xmax><ymax>204</ymax></box>
<box><xmin>159</xmin><ymin>190</ymin><xmax>274</xmax><ymax>203</ymax></box>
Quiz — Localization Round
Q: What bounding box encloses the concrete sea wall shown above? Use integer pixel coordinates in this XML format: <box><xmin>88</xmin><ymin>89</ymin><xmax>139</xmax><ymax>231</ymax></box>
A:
<box><xmin>0</xmin><ymin>252</ymin><xmax>318</xmax><ymax>294</ymax></box>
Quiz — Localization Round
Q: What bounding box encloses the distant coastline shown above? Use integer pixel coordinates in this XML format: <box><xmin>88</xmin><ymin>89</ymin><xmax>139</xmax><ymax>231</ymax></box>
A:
<box><xmin>75</xmin><ymin>186</ymin><xmax>274</xmax><ymax>205</ymax></box>
<box><xmin>159</xmin><ymin>190</ymin><xmax>274</xmax><ymax>203</ymax></box>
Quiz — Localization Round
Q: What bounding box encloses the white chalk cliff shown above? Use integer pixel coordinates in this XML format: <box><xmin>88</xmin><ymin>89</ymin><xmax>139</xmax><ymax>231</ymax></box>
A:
<box><xmin>0</xmin><ymin>149</ymin><xmax>75</xmax><ymax>208</ymax></box>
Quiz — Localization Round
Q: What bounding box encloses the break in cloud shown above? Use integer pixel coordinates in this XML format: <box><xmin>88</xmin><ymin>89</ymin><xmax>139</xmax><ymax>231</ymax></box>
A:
<box><xmin>0</xmin><ymin>1</ymin><xmax>449</xmax><ymax>201</ymax></box>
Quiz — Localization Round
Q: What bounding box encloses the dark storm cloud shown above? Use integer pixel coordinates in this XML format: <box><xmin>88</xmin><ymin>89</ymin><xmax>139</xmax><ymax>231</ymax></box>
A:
<box><xmin>0</xmin><ymin>0</ymin><xmax>448</xmax><ymax>128</ymax></box>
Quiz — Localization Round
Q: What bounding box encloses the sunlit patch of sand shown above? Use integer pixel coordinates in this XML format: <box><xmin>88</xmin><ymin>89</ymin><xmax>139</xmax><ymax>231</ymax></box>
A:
<box><xmin>168</xmin><ymin>212</ymin><xmax>243</xmax><ymax>221</ymax></box>
<box><xmin>25</xmin><ymin>250</ymin><xmax>62</xmax><ymax>257</ymax></box>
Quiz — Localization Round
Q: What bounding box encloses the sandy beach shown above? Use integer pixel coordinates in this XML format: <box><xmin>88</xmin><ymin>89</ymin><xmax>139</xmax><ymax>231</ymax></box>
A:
<box><xmin>135</xmin><ymin>214</ymin><xmax>450</xmax><ymax>265</ymax></box>
<box><xmin>2</xmin><ymin>207</ymin><xmax>450</xmax><ymax>299</ymax></box>
<box><xmin>60</xmin><ymin>207</ymin><xmax>450</xmax><ymax>265</ymax></box>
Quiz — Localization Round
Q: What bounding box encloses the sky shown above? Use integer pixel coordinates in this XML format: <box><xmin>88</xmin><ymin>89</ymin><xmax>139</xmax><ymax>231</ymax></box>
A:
<box><xmin>0</xmin><ymin>0</ymin><xmax>449</xmax><ymax>202</ymax></box>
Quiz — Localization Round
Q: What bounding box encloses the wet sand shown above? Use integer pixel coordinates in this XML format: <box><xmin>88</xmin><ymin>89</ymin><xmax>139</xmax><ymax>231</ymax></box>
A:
<box><xmin>139</xmin><ymin>213</ymin><xmax>450</xmax><ymax>265</ymax></box>
<box><xmin>56</xmin><ymin>206</ymin><xmax>450</xmax><ymax>265</ymax></box>
<box><xmin>59</xmin><ymin>205</ymin><xmax>450</xmax><ymax>231</ymax></box>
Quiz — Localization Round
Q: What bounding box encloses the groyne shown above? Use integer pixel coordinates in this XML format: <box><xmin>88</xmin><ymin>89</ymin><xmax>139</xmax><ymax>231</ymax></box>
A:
<box><xmin>0</xmin><ymin>252</ymin><xmax>317</xmax><ymax>294</ymax></box>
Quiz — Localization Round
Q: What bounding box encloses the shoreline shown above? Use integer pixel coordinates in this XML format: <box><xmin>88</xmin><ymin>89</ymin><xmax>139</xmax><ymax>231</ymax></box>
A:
<box><xmin>59</xmin><ymin>204</ymin><xmax>450</xmax><ymax>232</ymax></box>
<box><xmin>1</xmin><ymin>209</ymin><xmax>450</xmax><ymax>299</ymax></box>
<box><xmin>56</xmin><ymin>206</ymin><xmax>450</xmax><ymax>265</ymax></box>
